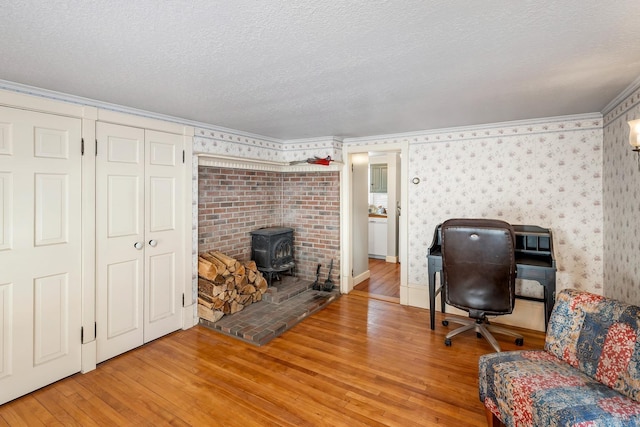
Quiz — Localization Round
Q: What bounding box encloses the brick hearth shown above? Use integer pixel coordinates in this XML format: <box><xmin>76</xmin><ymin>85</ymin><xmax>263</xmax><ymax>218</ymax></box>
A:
<box><xmin>199</xmin><ymin>276</ymin><xmax>340</xmax><ymax>346</ymax></box>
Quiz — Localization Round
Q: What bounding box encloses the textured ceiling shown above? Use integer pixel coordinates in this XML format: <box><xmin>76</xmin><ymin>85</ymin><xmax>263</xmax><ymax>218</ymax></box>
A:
<box><xmin>1</xmin><ymin>1</ymin><xmax>640</xmax><ymax>140</ymax></box>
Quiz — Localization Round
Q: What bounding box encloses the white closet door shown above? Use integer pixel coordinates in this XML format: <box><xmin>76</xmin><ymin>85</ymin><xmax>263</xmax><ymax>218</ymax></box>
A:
<box><xmin>96</xmin><ymin>124</ymin><xmax>183</xmax><ymax>362</ymax></box>
<box><xmin>96</xmin><ymin>122</ymin><xmax>145</xmax><ymax>363</ymax></box>
<box><xmin>0</xmin><ymin>106</ymin><xmax>82</xmax><ymax>404</ymax></box>
<box><xmin>143</xmin><ymin>130</ymin><xmax>183</xmax><ymax>343</ymax></box>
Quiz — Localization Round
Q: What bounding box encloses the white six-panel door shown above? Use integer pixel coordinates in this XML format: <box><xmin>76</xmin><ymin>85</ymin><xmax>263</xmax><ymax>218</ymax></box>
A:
<box><xmin>143</xmin><ymin>130</ymin><xmax>184</xmax><ymax>343</ymax></box>
<box><xmin>0</xmin><ymin>106</ymin><xmax>82</xmax><ymax>404</ymax></box>
<box><xmin>96</xmin><ymin>123</ymin><xmax>145</xmax><ymax>362</ymax></box>
<box><xmin>96</xmin><ymin>123</ymin><xmax>183</xmax><ymax>363</ymax></box>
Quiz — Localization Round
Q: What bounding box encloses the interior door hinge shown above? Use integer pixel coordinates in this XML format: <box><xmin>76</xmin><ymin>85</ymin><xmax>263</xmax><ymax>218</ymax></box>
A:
<box><xmin>182</xmin><ymin>150</ymin><xmax>185</xmax><ymax>164</ymax></box>
<box><xmin>352</xmin><ymin>164</ymin><xmax>354</xmax><ymax>172</ymax></box>
<box><xmin>352</xmin><ymin>269</ymin><xmax>354</xmax><ymax>277</ymax></box>
<box><xmin>81</xmin><ymin>138</ymin><xmax>84</xmax><ymax>155</ymax></box>
<box><xmin>81</xmin><ymin>326</ymin><xmax>84</xmax><ymax>342</ymax></box>
<box><xmin>95</xmin><ymin>139</ymin><xmax>98</xmax><ymax>156</ymax></box>
<box><xmin>182</xmin><ymin>293</ymin><xmax>185</xmax><ymax>307</ymax></box>
<box><xmin>94</xmin><ymin>322</ymin><xmax>97</xmax><ymax>339</ymax></box>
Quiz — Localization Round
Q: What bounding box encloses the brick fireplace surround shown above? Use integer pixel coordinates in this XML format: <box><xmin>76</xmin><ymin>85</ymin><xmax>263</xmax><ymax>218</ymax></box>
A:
<box><xmin>198</xmin><ymin>166</ymin><xmax>341</xmax><ymax>285</ymax></box>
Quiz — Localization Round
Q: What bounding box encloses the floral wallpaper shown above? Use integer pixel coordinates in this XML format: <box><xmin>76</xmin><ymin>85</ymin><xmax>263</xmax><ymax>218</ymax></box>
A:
<box><xmin>193</xmin><ymin>128</ymin><xmax>342</xmax><ymax>164</ymax></box>
<box><xmin>603</xmin><ymin>86</ymin><xmax>640</xmax><ymax>304</ymax></box>
<box><xmin>404</xmin><ymin>117</ymin><xmax>605</xmax><ymax>298</ymax></box>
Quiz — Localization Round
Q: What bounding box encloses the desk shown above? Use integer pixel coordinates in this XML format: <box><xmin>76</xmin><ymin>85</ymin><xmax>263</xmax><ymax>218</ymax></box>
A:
<box><xmin>427</xmin><ymin>224</ymin><xmax>557</xmax><ymax>331</ymax></box>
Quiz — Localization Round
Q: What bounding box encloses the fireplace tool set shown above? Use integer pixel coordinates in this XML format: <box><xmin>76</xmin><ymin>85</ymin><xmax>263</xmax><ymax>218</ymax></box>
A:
<box><xmin>312</xmin><ymin>260</ymin><xmax>335</xmax><ymax>292</ymax></box>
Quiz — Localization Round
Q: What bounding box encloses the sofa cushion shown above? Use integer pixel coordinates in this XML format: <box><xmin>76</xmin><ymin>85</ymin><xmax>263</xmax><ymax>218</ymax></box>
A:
<box><xmin>479</xmin><ymin>350</ymin><xmax>640</xmax><ymax>426</ymax></box>
<box><xmin>545</xmin><ymin>289</ymin><xmax>640</xmax><ymax>402</ymax></box>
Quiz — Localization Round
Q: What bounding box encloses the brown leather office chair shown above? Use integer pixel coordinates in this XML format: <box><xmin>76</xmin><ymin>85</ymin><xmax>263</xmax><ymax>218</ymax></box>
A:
<box><xmin>441</xmin><ymin>218</ymin><xmax>523</xmax><ymax>352</ymax></box>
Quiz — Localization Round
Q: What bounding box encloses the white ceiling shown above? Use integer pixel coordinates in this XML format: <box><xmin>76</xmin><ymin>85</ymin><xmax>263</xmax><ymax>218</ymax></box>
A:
<box><xmin>2</xmin><ymin>1</ymin><xmax>640</xmax><ymax>140</ymax></box>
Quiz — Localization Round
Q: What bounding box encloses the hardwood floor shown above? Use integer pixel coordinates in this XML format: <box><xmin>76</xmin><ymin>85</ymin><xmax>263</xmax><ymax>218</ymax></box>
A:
<box><xmin>0</xmin><ymin>294</ymin><xmax>545</xmax><ymax>426</ymax></box>
<box><xmin>353</xmin><ymin>258</ymin><xmax>400</xmax><ymax>301</ymax></box>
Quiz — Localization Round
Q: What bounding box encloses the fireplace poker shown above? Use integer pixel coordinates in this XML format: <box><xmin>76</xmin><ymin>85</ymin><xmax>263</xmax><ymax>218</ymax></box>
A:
<box><xmin>323</xmin><ymin>259</ymin><xmax>334</xmax><ymax>291</ymax></box>
<box><xmin>312</xmin><ymin>264</ymin><xmax>322</xmax><ymax>290</ymax></box>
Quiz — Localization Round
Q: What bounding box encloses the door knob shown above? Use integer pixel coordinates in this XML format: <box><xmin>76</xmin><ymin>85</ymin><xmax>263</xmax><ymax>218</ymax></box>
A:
<box><xmin>134</xmin><ymin>241</ymin><xmax>143</xmax><ymax>250</ymax></box>
<box><xmin>148</xmin><ymin>239</ymin><xmax>157</xmax><ymax>247</ymax></box>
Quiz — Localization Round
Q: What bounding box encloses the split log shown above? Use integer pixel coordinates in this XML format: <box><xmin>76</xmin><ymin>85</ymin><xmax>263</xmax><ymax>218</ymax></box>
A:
<box><xmin>255</xmin><ymin>275</ymin><xmax>268</xmax><ymax>293</ymax></box>
<box><xmin>201</xmin><ymin>253</ymin><xmax>228</xmax><ymax>275</ymax></box>
<box><xmin>211</xmin><ymin>251</ymin><xmax>236</xmax><ymax>268</ymax></box>
<box><xmin>212</xmin><ymin>298</ymin><xmax>225</xmax><ymax>310</ymax></box>
<box><xmin>198</xmin><ymin>295</ymin><xmax>214</xmax><ymax>309</ymax></box>
<box><xmin>240</xmin><ymin>284</ymin><xmax>256</xmax><ymax>295</ymax></box>
<box><xmin>198</xmin><ymin>304</ymin><xmax>224</xmax><ymax>323</ymax></box>
<box><xmin>198</xmin><ymin>257</ymin><xmax>218</xmax><ymax>280</ymax></box>
<box><xmin>198</xmin><ymin>278</ymin><xmax>215</xmax><ymax>296</ymax></box>
<box><xmin>247</xmin><ymin>269</ymin><xmax>257</xmax><ymax>283</ymax></box>
<box><xmin>225</xmin><ymin>275</ymin><xmax>236</xmax><ymax>289</ymax></box>
<box><xmin>235</xmin><ymin>274</ymin><xmax>248</xmax><ymax>288</ymax></box>
<box><xmin>230</xmin><ymin>300</ymin><xmax>243</xmax><ymax>314</ymax></box>
<box><xmin>244</xmin><ymin>260</ymin><xmax>257</xmax><ymax>272</ymax></box>
<box><xmin>234</xmin><ymin>261</ymin><xmax>245</xmax><ymax>277</ymax></box>
<box><xmin>237</xmin><ymin>294</ymin><xmax>252</xmax><ymax>305</ymax></box>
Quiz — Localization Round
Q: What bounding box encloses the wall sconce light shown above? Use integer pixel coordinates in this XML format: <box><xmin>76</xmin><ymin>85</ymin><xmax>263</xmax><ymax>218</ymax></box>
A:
<box><xmin>628</xmin><ymin>119</ymin><xmax>640</xmax><ymax>171</ymax></box>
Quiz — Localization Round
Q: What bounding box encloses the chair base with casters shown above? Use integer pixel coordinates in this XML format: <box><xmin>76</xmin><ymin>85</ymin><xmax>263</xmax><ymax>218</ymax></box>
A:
<box><xmin>442</xmin><ymin>316</ymin><xmax>523</xmax><ymax>353</ymax></box>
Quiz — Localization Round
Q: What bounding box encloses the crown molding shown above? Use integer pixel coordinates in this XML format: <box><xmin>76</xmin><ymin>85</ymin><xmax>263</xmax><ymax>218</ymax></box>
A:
<box><xmin>602</xmin><ymin>75</ymin><xmax>640</xmax><ymax>117</ymax></box>
<box><xmin>343</xmin><ymin>112</ymin><xmax>603</xmax><ymax>145</ymax></box>
<box><xmin>197</xmin><ymin>154</ymin><xmax>342</xmax><ymax>173</ymax></box>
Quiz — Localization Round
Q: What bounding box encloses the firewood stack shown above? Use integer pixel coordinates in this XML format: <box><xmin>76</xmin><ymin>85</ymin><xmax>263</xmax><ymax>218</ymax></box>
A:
<box><xmin>197</xmin><ymin>250</ymin><xmax>268</xmax><ymax>322</ymax></box>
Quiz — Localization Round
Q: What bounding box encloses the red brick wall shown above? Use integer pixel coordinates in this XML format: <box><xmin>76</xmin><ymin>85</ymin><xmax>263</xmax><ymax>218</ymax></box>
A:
<box><xmin>282</xmin><ymin>172</ymin><xmax>341</xmax><ymax>283</ymax></box>
<box><xmin>198</xmin><ymin>167</ymin><xmax>282</xmax><ymax>261</ymax></box>
<box><xmin>198</xmin><ymin>167</ymin><xmax>341</xmax><ymax>284</ymax></box>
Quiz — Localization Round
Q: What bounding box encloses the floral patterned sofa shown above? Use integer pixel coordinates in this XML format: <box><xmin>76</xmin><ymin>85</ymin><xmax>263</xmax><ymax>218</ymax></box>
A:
<box><xmin>479</xmin><ymin>288</ymin><xmax>640</xmax><ymax>426</ymax></box>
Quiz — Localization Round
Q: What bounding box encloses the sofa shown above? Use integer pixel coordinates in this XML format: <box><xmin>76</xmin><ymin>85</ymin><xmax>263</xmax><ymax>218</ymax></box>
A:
<box><xmin>479</xmin><ymin>288</ymin><xmax>640</xmax><ymax>426</ymax></box>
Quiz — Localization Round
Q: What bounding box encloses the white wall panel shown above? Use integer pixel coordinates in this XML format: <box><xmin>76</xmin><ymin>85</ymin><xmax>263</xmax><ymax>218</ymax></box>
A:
<box><xmin>149</xmin><ymin>141</ymin><xmax>175</xmax><ymax>166</ymax></box>
<box><xmin>107</xmin><ymin>260</ymin><xmax>140</xmax><ymax>338</ymax></box>
<box><xmin>33</xmin><ymin>274</ymin><xmax>68</xmax><ymax>365</ymax></box>
<box><xmin>108</xmin><ymin>137</ymin><xmax>140</xmax><ymax>164</ymax></box>
<box><xmin>149</xmin><ymin>177</ymin><xmax>174</xmax><ymax>232</ymax></box>
<box><xmin>0</xmin><ymin>173</ymin><xmax>12</xmax><ymax>251</ymax></box>
<box><xmin>0</xmin><ymin>283</ymin><xmax>11</xmax><ymax>380</ymax></box>
<box><xmin>107</xmin><ymin>175</ymin><xmax>140</xmax><ymax>237</ymax></box>
<box><xmin>35</xmin><ymin>174</ymin><xmax>68</xmax><ymax>246</ymax></box>
<box><xmin>0</xmin><ymin>123</ymin><xmax>11</xmax><ymax>155</ymax></box>
<box><xmin>34</xmin><ymin>127</ymin><xmax>68</xmax><ymax>159</ymax></box>
<box><xmin>148</xmin><ymin>252</ymin><xmax>175</xmax><ymax>322</ymax></box>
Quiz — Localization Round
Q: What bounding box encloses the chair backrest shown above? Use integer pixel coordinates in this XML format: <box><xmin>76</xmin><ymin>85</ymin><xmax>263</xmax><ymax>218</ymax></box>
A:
<box><xmin>442</xmin><ymin>218</ymin><xmax>516</xmax><ymax>318</ymax></box>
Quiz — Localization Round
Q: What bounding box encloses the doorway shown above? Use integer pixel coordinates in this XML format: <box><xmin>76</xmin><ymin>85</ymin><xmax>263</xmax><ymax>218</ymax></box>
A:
<box><xmin>340</xmin><ymin>142</ymin><xmax>409</xmax><ymax>304</ymax></box>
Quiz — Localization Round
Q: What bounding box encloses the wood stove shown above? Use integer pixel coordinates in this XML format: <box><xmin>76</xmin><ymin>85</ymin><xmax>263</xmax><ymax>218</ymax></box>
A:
<box><xmin>250</xmin><ymin>227</ymin><xmax>295</xmax><ymax>285</ymax></box>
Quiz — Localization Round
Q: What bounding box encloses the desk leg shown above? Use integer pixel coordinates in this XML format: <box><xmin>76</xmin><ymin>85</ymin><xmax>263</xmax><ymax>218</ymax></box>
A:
<box><xmin>429</xmin><ymin>270</ymin><xmax>436</xmax><ymax>330</ymax></box>
<box><xmin>543</xmin><ymin>271</ymin><xmax>556</xmax><ymax>332</ymax></box>
<box><xmin>439</xmin><ymin>269</ymin><xmax>446</xmax><ymax>315</ymax></box>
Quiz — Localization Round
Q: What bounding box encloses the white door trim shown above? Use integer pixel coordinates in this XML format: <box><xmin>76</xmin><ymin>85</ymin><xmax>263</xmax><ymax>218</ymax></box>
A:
<box><xmin>340</xmin><ymin>141</ymin><xmax>409</xmax><ymax>304</ymax></box>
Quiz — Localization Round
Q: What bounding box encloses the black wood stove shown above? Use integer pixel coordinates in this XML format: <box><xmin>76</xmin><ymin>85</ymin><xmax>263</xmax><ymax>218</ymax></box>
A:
<box><xmin>250</xmin><ymin>227</ymin><xmax>295</xmax><ymax>286</ymax></box>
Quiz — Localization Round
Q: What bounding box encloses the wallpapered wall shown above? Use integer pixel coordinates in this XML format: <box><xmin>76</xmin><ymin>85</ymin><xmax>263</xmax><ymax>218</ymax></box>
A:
<box><xmin>405</xmin><ymin>117</ymin><xmax>604</xmax><ymax>297</ymax></box>
<box><xmin>603</xmin><ymin>86</ymin><xmax>640</xmax><ymax>304</ymax></box>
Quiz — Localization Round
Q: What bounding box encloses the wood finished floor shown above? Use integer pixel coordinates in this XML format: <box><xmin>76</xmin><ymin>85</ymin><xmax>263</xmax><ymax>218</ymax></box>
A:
<box><xmin>353</xmin><ymin>258</ymin><xmax>400</xmax><ymax>301</ymax></box>
<box><xmin>0</xmin><ymin>295</ymin><xmax>545</xmax><ymax>426</ymax></box>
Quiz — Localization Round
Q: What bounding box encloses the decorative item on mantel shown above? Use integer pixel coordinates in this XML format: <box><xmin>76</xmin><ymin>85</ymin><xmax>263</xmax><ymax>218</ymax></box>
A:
<box><xmin>628</xmin><ymin>118</ymin><xmax>640</xmax><ymax>170</ymax></box>
<box><xmin>289</xmin><ymin>155</ymin><xmax>333</xmax><ymax>166</ymax></box>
